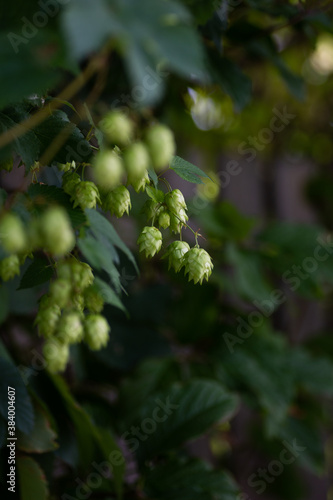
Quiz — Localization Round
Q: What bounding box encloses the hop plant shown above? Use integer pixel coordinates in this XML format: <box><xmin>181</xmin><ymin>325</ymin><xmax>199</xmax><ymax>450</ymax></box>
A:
<box><xmin>49</xmin><ymin>279</ymin><xmax>72</xmax><ymax>309</ymax></box>
<box><xmin>43</xmin><ymin>339</ymin><xmax>70</xmax><ymax>374</ymax></box>
<box><xmin>57</xmin><ymin>259</ymin><xmax>94</xmax><ymax>292</ymax></box>
<box><xmin>169</xmin><ymin>209</ymin><xmax>188</xmax><ymax>233</ymax></box>
<box><xmin>73</xmin><ymin>181</ymin><xmax>101</xmax><ymax>210</ymax></box>
<box><xmin>57</xmin><ymin>312</ymin><xmax>84</xmax><ymax>344</ymax></box>
<box><xmin>0</xmin><ymin>255</ymin><xmax>20</xmax><ymax>281</ymax></box>
<box><xmin>35</xmin><ymin>301</ymin><xmax>61</xmax><ymax>338</ymax></box>
<box><xmin>137</xmin><ymin>226</ymin><xmax>162</xmax><ymax>258</ymax></box>
<box><xmin>165</xmin><ymin>189</ymin><xmax>187</xmax><ymax>213</ymax></box>
<box><xmin>93</xmin><ymin>150</ymin><xmax>124</xmax><ymax>190</ymax></box>
<box><xmin>103</xmin><ymin>186</ymin><xmax>131</xmax><ymax>218</ymax></box>
<box><xmin>163</xmin><ymin>241</ymin><xmax>190</xmax><ymax>272</ymax></box>
<box><xmin>183</xmin><ymin>248</ymin><xmax>213</xmax><ymax>285</ymax></box>
<box><xmin>39</xmin><ymin>207</ymin><xmax>75</xmax><ymax>256</ymax></box>
<box><xmin>69</xmin><ymin>293</ymin><xmax>85</xmax><ymax>312</ymax></box>
<box><xmin>124</xmin><ymin>142</ymin><xmax>150</xmax><ymax>181</ymax></box>
<box><xmin>145</xmin><ymin>124</ymin><xmax>176</xmax><ymax>171</ymax></box>
<box><xmin>142</xmin><ymin>199</ymin><xmax>163</xmax><ymax>221</ymax></box>
<box><xmin>84</xmin><ymin>314</ymin><xmax>110</xmax><ymax>350</ymax></box>
<box><xmin>84</xmin><ymin>285</ymin><xmax>104</xmax><ymax>314</ymax></box>
<box><xmin>0</xmin><ymin>213</ymin><xmax>28</xmax><ymax>254</ymax></box>
<box><xmin>100</xmin><ymin>110</ymin><xmax>134</xmax><ymax>146</ymax></box>
<box><xmin>62</xmin><ymin>171</ymin><xmax>81</xmax><ymax>197</ymax></box>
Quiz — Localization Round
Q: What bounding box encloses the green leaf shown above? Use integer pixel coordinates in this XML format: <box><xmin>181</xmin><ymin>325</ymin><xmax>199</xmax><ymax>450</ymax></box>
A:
<box><xmin>17</xmin><ymin>400</ymin><xmax>58</xmax><ymax>453</ymax></box>
<box><xmin>208</xmin><ymin>54</ymin><xmax>252</xmax><ymax>112</ymax></box>
<box><xmin>78</xmin><ymin>233</ymin><xmax>121</xmax><ymax>292</ymax></box>
<box><xmin>86</xmin><ymin>209</ymin><xmax>138</xmax><ymax>273</ymax></box>
<box><xmin>18</xmin><ymin>257</ymin><xmax>54</xmax><ymax>290</ymax></box>
<box><xmin>0</xmin><ymin>357</ymin><xmax>34</xmax><ymax>435</ymax></box>
<box><xmin>0</xmin><ymin>34</ymin><xmax>59</xmax><ymax>110</ymax></box>
<box><xmin>148</xmin><ymin>168</ymin><xmax>158</xmax><ymax>188</ymax></box>
<box><xmin>170</xmin><ymin>155</ymin><xmax>210</xmax><ymax>184</ymax></box>
<box><xmin>34</xmin><ymin>110</ymin><xmax>92</xmax><ymax>165</ymax></box>
<box><xmin>17</xmin><ymin>457</ymin><xmax>49</xmax><ymax>500</ymax></box>
<box><xmin>133</xmin><ymin>379</ymin><xmax>239</xmax><ymax>462</ymax></box>
<box><xmin>28</xmin><ymin>184</ymin><xmax>86</xmax><ymax>229</ymax></box>
<box><xmin>144</xmin><ymin>458</ymin><xmax>240</xmax><ymax>500</ymax></box>
<box><xmin>146</xmin><ymin>186</ymin><xmax>165</xmax><ymax>203</ymax></box>
<box><xmin>94</xmin><ymin>277</ymin><xmax>126</xmax><ymax>313</ymax></box>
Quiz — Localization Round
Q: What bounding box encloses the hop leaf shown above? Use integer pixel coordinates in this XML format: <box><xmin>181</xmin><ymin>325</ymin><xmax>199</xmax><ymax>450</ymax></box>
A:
<box><xmin>39</xmin><ymin>207</ymin><xmax>75</xmax><ymax>256</ymax></box>
<box><xmin>163</xmin><ymin>241</ymin><xmax>190</xmax><ymax>272</ymax></box>
<box><xmin>93</xmin><ymin>150</ymin><xmax>124</xmax><ymax>190</ymax></box>
<box><xmin>43</xmin><ymin>339</ymin><xmax>70</xmax><ymax>374</ymax></box>
<box><xmin>103</xmin><ymin>186</ymin><xmax>131</xmax><ymax>218</ymax></box>
<box><xmin>73</xmin><ymin>181</ymin><xmax>101</xmax><ymax>210</ymax></box>
<box><xmin>84</xmin><ymin>314</ymin><xmax>110</xmax><ymax>350</ymax></box>
<box><xmin>57</xmin><ymin>312</ymin><xmax>84</xmax><ymax>344</ymax></box>
<box><xmin>100</xmin><ymin>110</ymin><xmax>134</xmax><ymax>146</ymax></box>
<box><xmin>145</xmin><ymin>124</ymin><xmax>176</xmax><ymax>171</ymax></box>
<box><xmin>0</xmin><ymin>255</ymin><xmax>20</xmax><ymax>281</ymax></box>
<box><xmin>183</xmin><ymin>248</ymin><xmax>213</xmax><ymax>285</ymax></box>
<box><xmin>137</xmin><ymin>226</ymin><xmax>162</xmax><ymax>258</ymax></box>
<box><xmin>0</xmin><ymin>213</ymin><xmax>28</xmax><ymax>254</ymax></box>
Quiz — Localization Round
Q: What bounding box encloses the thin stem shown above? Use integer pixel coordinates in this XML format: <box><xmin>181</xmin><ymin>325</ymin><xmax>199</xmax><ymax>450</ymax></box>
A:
<box><xmin>159</xmin><ymin>177</ymin><xmax>172</xmax><ymax>192</ymax></box>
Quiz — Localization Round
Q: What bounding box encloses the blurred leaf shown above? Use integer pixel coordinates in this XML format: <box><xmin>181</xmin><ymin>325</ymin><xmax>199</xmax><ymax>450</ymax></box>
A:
<box><xmin>17</xmin><ymin>457</ymin><xmax>49</xmax><ymax>500</ymax></box>
<box><xmin>17</xmin><ymin>400</ymin><xmax>58</xmax><ymax>453</ymax></box>
<box><xmin>94</xmin><ymin>277</ymin><xmax>126</xmax><ymax>312</ymax></box>
<box><xmin>133</xmin><ymin>379</ymin><xmax>239</xmax><ymax>461</ymax></box>
<box><xmin>144</xmin><ymin>458</ymin><xmax>240</xmax><ymax>500</ymax></box>
<box><xmin>0</xmin><ymin>357</ymin><xmax>34</xmax><ymax>435</ymax></box>
<box><xmin>86</xmin><ymin>208</ymin><xmax>138</xmax><ymax>273</ymax></box>
<box><xmin>18</xmin><ymin>257</ymin><xmax>53</xmax><ymax>290</ymax></box>
<box><xmin>170</xmin><ymin>155</ymin><xmax>209</xmax><ymax>184</ymax></box>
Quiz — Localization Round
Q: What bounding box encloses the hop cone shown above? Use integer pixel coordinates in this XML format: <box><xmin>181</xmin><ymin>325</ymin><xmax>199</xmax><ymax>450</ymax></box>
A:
<box><xmin>183</xmin><ymin>248</ymin><xmax>213</xmax><ymax>285</ymax></box>
<box><xmin>57</xmin><ymin>312</ymin><xmax>84</xmax><ymax>344</ymax></box>
<box><xmin>145</xmin><ymin>124</ymin><xmax>176</xmax><ymax>171</ymax></box>
<box><xmin>0</xmin><ymin>255</ymin><xmax>20</xmax><ymax>281</ymax></box>
<box><xmin>100</xmin><ymin>110</ymin><xmax>134</xmax><ymax>146</ymax></box>
<box><xmin>163</xmin><ymin>241</ymin><xmax>190</xmax><ymax>272</ymax></box>
<box><xmin>84</xmin><ymin>314</ymin><xmax>110</xmax><ymax>350</ymax></box>
<box><xmin>39</xmin><ymin>207</ymin><xmax>75</xmax><ymax>256</ymax></box>
<box><xmin>104</xmin><ymin>186</ymin><xmax>131</xmax><ymax>218</ymax></box>
<box><xmin>73</xmin><ymin>181</ymin><xmax>101</xmax><ymax>209</ymax></box>
<box><xmin>137</xmin><ymin>226</ymin><xmax>162</xmax><ymax>258</ymax></box>
<box><xmin>62</xmin><ymin>171</ymin><xmax>81</xmax><ymax>197</ymax></box>
<box><xmin>93</xmin><ymin>150</ymin><xmax>124</xmax><ymax>190</ymax></box>
<box><xmin>43</xmin><ymin>339</ymin><xmax>69</xmax><ymax>374</ymax></box>
<box><xmin>0</xmin><ymin>213</ymin><xmax>27</xmax><ymax>254</ymax></box>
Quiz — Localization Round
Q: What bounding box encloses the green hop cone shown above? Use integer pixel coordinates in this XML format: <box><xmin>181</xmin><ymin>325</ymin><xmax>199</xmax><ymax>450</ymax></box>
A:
<box><xmin>57</xmin><ymin>259</ymin><xmax>94</xmax><ymax>292</ymax></box>
<box><xmin>165</xmin><ymin>189</ymin><xmax>187</xmax><ymax>213</ymax></box>
<box><xmin>162</xmin><ymin>241</ymin><xmax>190</xmax><ymax>272</ymax></box>
<box><xmin>183</xmin><ymin>247</ymin><xmax>213</xmax><ymax>285</ymax></box>
<box><xmin>0</xmin><ymin>213</ymin><xmax>28</xmax><ymax>254</ymax></box>
<box><xmin>39</xmin><ymin>207</ymin><xmax>75</xmax><ymax>257</ymax></box>
<box><xmin>93</xmin><ymin>150</ymin><xmax>124</xmax><ymax>191</ymax></box>
<box><xmin>124</xmin><ymin>142</ymin><xmax>150</xmax><ymax>180</ymax></box>
<box><xmin>49</xmin><ymin>279</ymin><xmax>72</xmax><ymax>309</ymax></box>
<box><xmin>57</xmin><ymin>161</ymin><xmax>75</xmax><ymax>173</ymax></box>
<box><xmin>103</xmin><ymin>186</ymin><xmax>131</xmax><ymax>218</ymax></box>
<box><xmin>137</xmin><ymin>226</ymin><xmax>162</xmax><ymax>258</ymax></box>
<box><xmin>43</xmin><ymin>339</ymin><xmax>69</xmax><ymax>374</ymax></box>
<box><xmin>57</xmin><ymin>312</ymin><xmax>84</xmax><ymax>344</ymax></box>
<box><xmin>129</xmin><ymin>170</ymin><xmax>149</xmax><ymax>193</ymax></box>
<box><xmin>145</xmin><ymin>124</ymin><xmax>176</xmax><ymax>171</ymax></box>
<box><xmin>69</xmin><ymin>292</ymin><xmax>85</xmax><ymax>312</ymax></box>
<box><xmin>73</xmin><ymin>181</ymin><xmax>101</xmax><ymax>210</ymax></box>
<box><xmin>100</xmin><ymin>110</ymin><xmax>134</xmax><ymax>146</ymax></box>
<box><xmin>169</xmin><ymin>208</ymin><xmax>188</xmax><ymax>233</ymax></box>
<box><xmin>35</xmin><ymin>301</ymin><xmax>61</xmax><ymax>338</ymax></box>
<box><xmin>84</xmin><ymin>314</ymin><xmax>110</xmax><ymax>350</ymax></box>
<box><xmin>0</xmin><ymin>255</ymin><xmax>20</xmax><ymax>281</ymax></box>
<box><xmin>84</xmin><ymin>285</ymin><xmax>104</xmax><ymax>314</ymax></box>
<box><xmin>62</xmin><ymin>171</ymin><xmax>81</xmax><ymax>197</ymax></box>
<box><xmin>158</xmin><ymin>210</ymin><xmax>170</xmax><ymax>229</ymax></box>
